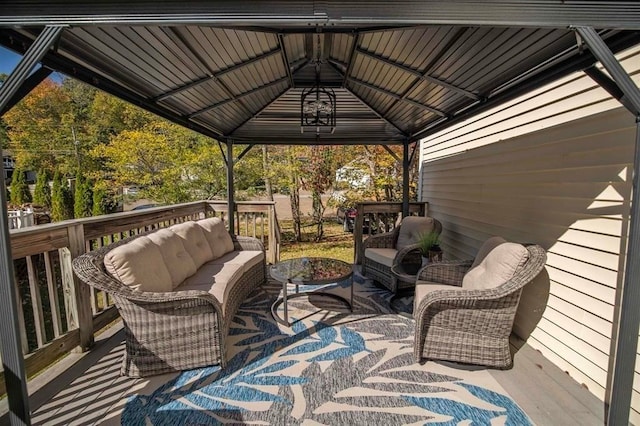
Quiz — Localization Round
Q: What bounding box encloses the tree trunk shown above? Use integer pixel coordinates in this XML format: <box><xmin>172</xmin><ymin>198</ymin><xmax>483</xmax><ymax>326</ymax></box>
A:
<box><xmin>312</xmin><ymin>189</ymin><xmax>325</xmax><ymax>242</ymax></box>
<box><xmin>290</xmin><ymin>187</ymin><xmax>301</xmax><ymax>242</ymax></box>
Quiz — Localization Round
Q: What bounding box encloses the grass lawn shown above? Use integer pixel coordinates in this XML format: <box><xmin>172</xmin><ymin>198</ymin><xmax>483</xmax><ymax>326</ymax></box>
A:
<box><xmin>278</xmin><ymin>219</ymin><xmax>355</xmax><ymax>264</ymax></box>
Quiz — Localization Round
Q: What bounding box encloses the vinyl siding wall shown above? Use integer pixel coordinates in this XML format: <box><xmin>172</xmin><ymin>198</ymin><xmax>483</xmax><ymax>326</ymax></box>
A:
<box><xmin>419</xmin><ymin>45</ymin><xmax>640</xmax><ymax>423</ymax></box>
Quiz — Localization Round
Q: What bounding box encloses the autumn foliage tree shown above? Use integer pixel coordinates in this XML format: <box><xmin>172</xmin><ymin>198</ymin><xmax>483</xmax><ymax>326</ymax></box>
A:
<box><xmin>33</xmin><ymin>169</ymin><xmax>52</xmax><ymax>208</ymax></box>
<box><xmin>9</xmin><ymin>166</ymin><xmax>32</xmax><ymax>206</ymax></box>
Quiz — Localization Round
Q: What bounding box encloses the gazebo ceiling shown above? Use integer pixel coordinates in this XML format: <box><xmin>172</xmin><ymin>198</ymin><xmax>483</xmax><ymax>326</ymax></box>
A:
<box><xmin>1</xmin><ymin>2</ymin><xmax>640</xmax><ymax>145</ymax></box>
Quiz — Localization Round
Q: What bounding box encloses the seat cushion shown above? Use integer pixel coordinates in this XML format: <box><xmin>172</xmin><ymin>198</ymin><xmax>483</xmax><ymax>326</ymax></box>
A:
<box><xmin>104</xmin><ymin>236</ymin><xmax>173</xmax><ymax>292</ymax></box>
<box><xmin>209</xmin><ymin>250</ymin><xmax>264</xmax><ymax>272</ymax></box>
<box><xmin>147</xmin><ymin>229</ymin><xmax>197</xmax><ymax>289</ymax></box>
<box><xmin>364</xmin><ymin>248</ymin><xmax>397</xmax><ymax>267</ymax></box>
<box><xmin>169</xmin><ymin>221</ymin><xmax>215</xmax><ymax>268</ymax></box>
<box><xmin>462</xmin><ymin>242</ymin><xmax>529</xmax><ymax>290</ymax></box>
<box><xmin>470</xmin><ymin>236</ymin><xmax>507</xmax><ymax>269</ymax></box>
<box><xmin>413</xmin><ymin>281</ymin><xmax>461</xmax><ymax>313</ymax></box>
<box><xmin>197</xmin><ymin>217</ymin><xmax>235</xmax><ymax>259</ymax></box>
<box><xmin>396</xmin><ymin>216</ymin><xmax>435</xmax><ymax>251</ymax></box>
<box><xmin>177</xmin><ymin>261</ymin><xmax>246</xmax><ymax>315</ymax></box>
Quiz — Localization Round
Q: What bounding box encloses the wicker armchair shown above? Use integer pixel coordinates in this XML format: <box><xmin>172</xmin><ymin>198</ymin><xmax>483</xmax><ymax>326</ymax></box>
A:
<box><xmin>413</xmin><ymin>237</ymin><xmax>546</xmax><ymax>368</ymax></box>
<box><xmin>72</xmin><ymin>230</ymin><xmax>266</xmax><ymax>377</ymax></box>
<box><xmin>362</xmin><ymin>216</ymin><xmax>442</xmax><ymax>294</ymax></box>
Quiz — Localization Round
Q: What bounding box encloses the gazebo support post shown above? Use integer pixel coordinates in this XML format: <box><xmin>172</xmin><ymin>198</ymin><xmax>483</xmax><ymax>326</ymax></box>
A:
<box><xmin>576</xmin><ymin>26</ymin><xmax>640</xmax><ymax>426</ymax></box>
<box><xmin>0</xmin><ymin>24</ymin><xmax>65</xmax><ymax>426</ymax></box>
<box><xmin>402</xmin><ymin>139</ymin><xmax>410</xmax><ymax>218</ymax></box>
<box><xmin>226</xmin><ymin>140</ymin><xmax>236</xmax><ymax>234</ymax></box>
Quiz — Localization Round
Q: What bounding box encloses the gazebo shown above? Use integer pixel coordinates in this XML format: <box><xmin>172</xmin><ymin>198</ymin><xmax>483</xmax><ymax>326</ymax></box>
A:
<box><xmin>1</xmin><ymin>2</ymin><xmax>640</xmax><ymax>424</ymax></box>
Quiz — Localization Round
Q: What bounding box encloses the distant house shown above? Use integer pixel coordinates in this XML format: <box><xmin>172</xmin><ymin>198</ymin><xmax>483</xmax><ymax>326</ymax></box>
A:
<box><xmin>335</xmin><ymin>164</ymin><xmax>370</xmax><ymax>189</ymax></box>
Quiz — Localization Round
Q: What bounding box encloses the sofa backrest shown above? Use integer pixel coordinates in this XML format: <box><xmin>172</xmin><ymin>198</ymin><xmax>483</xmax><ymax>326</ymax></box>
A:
<box><xmin>147</xmin><ymin>228</ymin><xmax>197</xmax><ymax>289</ymax></box>
<box><xmin>396</xmin><ymin>216</ymin><xmax>436</xmax><ymax>251</ymax></box>
<box><xmin>169</xmin><ymin>221</ymin><xmax>215</xmax><ymax>268</ymax></box>
<box><xmin>470</xmin><ymin>236</ymin><xmax>507</xmax><ymax>269</ymax></box>
<box><xmin>103</xmin><ymin>218</ymin><xmax>236</xmax><ymax>292</ymax></box>
<box><xmin>462</xmin><ymin>240</ymin><xmax>530</xmax><ymax>290</ymax></box>
<box><xmin>197</xmin><ymin>217</ymin><xmax>235</xmax><ymax>258</ymax></box>
<box><xmin>104</xmin><ymin>235</ymin><xmax>174</xmax><ymax>292</ymax></box>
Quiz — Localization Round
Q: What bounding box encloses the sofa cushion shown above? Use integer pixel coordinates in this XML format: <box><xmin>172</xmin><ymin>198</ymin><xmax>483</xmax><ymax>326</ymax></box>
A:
<box><xmin>104</xmin><ymin>236</ymin><xmax>173</xmax><ymax>292</ymax></box>
<box><xmin>470</xmin><ymin>236</ymin><xmax>507</xmax><ymax>269</ymax></box>
<box><xmin>396</xmin><ymin>216</ymin><xmax>435</xmax><ymax>251</ymax></box>
<box><xmin>209</xmin><ymin>250</ymin><xmax>264</xmax><ymax>272</ymax></box>
<box><xmin>364</xmin><ymin>248</ymin><xmax>397</xmax><ymax>267</ymax></box>
<box><xmin>178</xmin><ymin>261</ymin><xmax>246</xmax><ymax>315</ymax></box>
<box><xmin>413</xmin><ymin>281</ymin><xmax>461</xmax><ymax>313</ymax></box>
<box><xmin>169</xmin><ymin>221</ymin><xmax>214</xmax><ymax>268</ymax></box>
<box><xmin>197</xmin><ymin>217</ymin><xmax>235</xmax><ymax>259</ymax></box>
<box><xmin>462</xmin><ymin>242</ymin><xmax>529</xmax><ymax>290</ymax></box>
<box><xmin>147</xmin><ymin>229</ymin><xmax>197</xmax><ymax>289</ymax></box>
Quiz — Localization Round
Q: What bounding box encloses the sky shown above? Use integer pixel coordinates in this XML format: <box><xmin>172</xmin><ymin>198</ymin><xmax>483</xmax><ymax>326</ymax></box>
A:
<box><xmin>0</xmin><ymin>45</ymin><xmax>64</xmax><ymax>82</ymax></box>
<box><xmin>0</xmin><ymin>46</ymin><xmax>21</xmax><ymax>76</ymax></box>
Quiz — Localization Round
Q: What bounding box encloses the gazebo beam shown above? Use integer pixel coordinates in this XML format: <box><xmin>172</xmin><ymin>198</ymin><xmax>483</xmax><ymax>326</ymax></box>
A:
<box><xmin>576</xmin><ymin>26</ymin><xmax>640</xmax><ymax>426</ymax></box>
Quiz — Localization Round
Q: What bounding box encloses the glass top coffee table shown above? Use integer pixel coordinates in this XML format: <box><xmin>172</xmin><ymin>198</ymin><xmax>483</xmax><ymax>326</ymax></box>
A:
<box><xmin>270</xmin><ymin>257</ymin><xmax>353</xmax><ymax>326</ymax></box>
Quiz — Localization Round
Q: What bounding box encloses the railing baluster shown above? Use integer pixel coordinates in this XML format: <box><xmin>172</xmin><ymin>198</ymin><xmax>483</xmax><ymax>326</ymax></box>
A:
<box><xmin>44</xmin><ymin>251</ymin><xmax>62</xmax><ymax>338</ymax></box>
<box><xmin>26</xmin><ymin>255</ymin><xmax>46</xmax><ymax>348</ymax></box>
<box><xmin>13</xmin><ymin>269</ymin><xmax>29</xmax><ymax>354</ymax></box>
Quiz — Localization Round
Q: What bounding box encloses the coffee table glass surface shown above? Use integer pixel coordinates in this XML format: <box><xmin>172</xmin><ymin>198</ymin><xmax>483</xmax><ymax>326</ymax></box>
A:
<box><xmin>270</xmin><ymin>257</ymin><xmax>353</xmax><ymax>285</ymax></box>
<box><xmin>270</xmin><ymin>257</ymin><xmax>353</xmax><ymax>326</ymax></box>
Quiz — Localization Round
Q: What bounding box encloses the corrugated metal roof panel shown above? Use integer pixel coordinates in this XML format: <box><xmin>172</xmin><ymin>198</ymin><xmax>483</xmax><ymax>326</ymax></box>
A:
<box><xmin>4</xmin><ymin>16</ymin><xmax>639</xmax><ymax>144</ymax></box>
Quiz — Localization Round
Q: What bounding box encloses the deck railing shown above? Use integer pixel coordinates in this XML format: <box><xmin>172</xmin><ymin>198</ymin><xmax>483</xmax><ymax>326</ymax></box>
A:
<box><xmin>2</xmin><ymin>200</ymin><xmax>278</xmax><ymax>395</ymax></box>
<box><xmin>353</xmin><ymin>202</ymin><xmax>429</xmax><ymax>264</ymax></box>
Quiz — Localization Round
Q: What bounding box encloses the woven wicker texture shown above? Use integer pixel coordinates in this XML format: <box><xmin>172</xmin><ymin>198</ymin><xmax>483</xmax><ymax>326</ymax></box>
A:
<box><xmin>72</xmin><ymin>229</ymin><xmax>266</xmax><ymax>377</ymax></box>
<box><xmin>413</xmin><ymin>244</ymin><xmax>546</xmax><ymax>368</ymax></box>
<box><xmin>362</xmin><ymin>218</ymin><xmax>442</xmax><ymax>293</ymax></box>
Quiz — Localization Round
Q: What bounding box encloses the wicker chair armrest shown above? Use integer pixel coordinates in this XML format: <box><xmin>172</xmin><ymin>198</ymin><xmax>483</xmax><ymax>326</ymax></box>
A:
<box><xmin>415</xmin><ymin>284</ymin><xmax>512</xmax><ymax>318</ymax></box>
<box><xmin>416</xmin><ymin>260</ymin><xmax>472</xmax><ymax>285</ymax></box>
<box><xmin>393</xmin><ymin>243</ymin><xmax>422</xmax><ymax>266</ymax></box>
<box><xmin>232</xmin><ymin>235</ymin><xmax>265</xmax><ymax>252</ymax></box>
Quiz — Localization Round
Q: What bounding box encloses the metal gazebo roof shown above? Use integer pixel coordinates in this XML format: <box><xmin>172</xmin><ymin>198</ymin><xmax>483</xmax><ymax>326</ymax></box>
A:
<box><xmin>3</xmin><ymin>2</ymin><xmax>640</xmax><ymax>425</ymax></box>
<box><xmin>2</xmin><ymin>2</ymin><xmax>640</xmax><ymax>145</ymax></box>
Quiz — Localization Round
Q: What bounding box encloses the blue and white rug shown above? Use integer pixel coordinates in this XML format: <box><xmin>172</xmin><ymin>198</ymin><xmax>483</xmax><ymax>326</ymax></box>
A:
<box><xmin>120</xmin><ymin>278</ymin><xmax>532</xmax><ymax>425</ymax></box>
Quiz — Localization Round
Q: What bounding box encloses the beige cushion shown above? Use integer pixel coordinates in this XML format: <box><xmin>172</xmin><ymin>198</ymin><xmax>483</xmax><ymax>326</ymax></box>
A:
<box><xmin>104</xmin><ymin>236</ymin><xmax>173</xmax><ymax>292</ymax></box>
<box><xmin>413</xmin><ymin>281</ymin><xmax>461</xmax><ymax>312</ymax></box>
<box><xmin>178</xmin><ymin>262</ymin><xmax>246</xmax><ymax>315</ymax></box>
<box><xmin>462</xmin><ymin>242</ymin><xmax>529</xmax><ymax>290</ymax></box>
<box><xmin>209</xmin><ymin>250</ymin><xmax>264</xmax><ymax>272</ymax></box>
<box><xmin>364</xmin><ymin>248</ymin><xmax>397</xmax><ymax>267</ymax></box>
<box><xmin>197</xmin><ymin>217</ymin><xmax>235</xmax><ymax>259</ymax></box>
<box><xmin>471</xmin><ymin>236</ymin><xmax>507</xmax><ymax>269</ymax></box>
<box><xmin>147</xmin><ymin>229</ymin><xmax>197</xmax><ymax>289</ymax></box>
<box><xmin>169</xmin><ymin>221</ymin><xmax>214</xmax><ymax>268</ymax></box>
<box><xmin>396</xmin><ymin>216</ymin><xmax>435</xmax><ymax>251</ymax></box>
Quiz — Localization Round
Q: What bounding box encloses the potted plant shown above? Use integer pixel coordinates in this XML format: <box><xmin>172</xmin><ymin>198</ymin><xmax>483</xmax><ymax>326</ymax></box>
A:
<box><xmin>417</xmin><ymin>231</ymin><xmax>443</xmax><ymax>266</ymax></box>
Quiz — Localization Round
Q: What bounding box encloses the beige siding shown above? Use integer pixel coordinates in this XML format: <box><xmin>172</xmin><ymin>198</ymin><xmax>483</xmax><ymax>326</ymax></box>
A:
<box><xmin>419</xmin><ymin>45</ymin><xmax>640</xmax><ymax>422</ymax></box>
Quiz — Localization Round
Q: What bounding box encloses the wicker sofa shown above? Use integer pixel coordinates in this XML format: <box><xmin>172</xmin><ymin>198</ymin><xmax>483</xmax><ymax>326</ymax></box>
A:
<box><xmin>72</xmin><ymin>217</ymin><xmax>266</xmax><ymax>377</ymax></box>
<box><xmin>362</xmin><ymin>216</ymin><xmax>442</xmax><ymax>294</ymax></box>
<box><xmin>413</xmin><ymin>236</ymin><xmax>546</xmax><ymax>368</ymax></box>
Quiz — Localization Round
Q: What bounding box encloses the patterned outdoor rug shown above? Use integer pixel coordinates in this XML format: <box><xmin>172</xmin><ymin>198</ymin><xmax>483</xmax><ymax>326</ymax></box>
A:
<box><xmin>120</xmin><ymin>278</ymin><xmax>532</xmax><ymax>425</ymax></box>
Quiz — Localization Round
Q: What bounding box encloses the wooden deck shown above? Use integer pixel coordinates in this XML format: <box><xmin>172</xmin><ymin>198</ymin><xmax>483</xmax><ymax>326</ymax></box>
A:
<box><xmin>0</xmin><ymin>321</ymin><xmax>603</xmax><ymax>425</ymax></box>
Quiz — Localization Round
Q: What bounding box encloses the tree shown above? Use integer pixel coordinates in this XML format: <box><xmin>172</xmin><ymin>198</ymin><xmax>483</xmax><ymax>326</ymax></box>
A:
<box><xmin>74</xmin><ymin>174</ymin><xmax>93</xmax><ymax>218</ymax></box>
<box><xmin>92</xmin><ymin>183</ymin><xmax>118</xmax><ymax>216</ymax></box>
<box><xmin>33</xmin><ymin>169</ymin><xmax>52</xmax><ymax>208</ymax></box>
<box><xmin>93</xmin><ymin>122</ymin><xmax>193</xmax><ymax>204</ymax></box>
<box><xmin>4</xmin><ymin>79</ymin><xmax>76</xmax><ymax>173</ymax></box>
<box><xmin>9</xmin><ymin>166</ymin><xmax>32</xmax><ymax>206</ymax></box>
<box><xmin>51</xmin><ymin>171</ymin><xmax>73</xmax><ymax>221</ymax></box>
<box><xmin>301</xmin><ymin>146</ymin><xmax>335</xmax><ymax>241</ymax></box>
